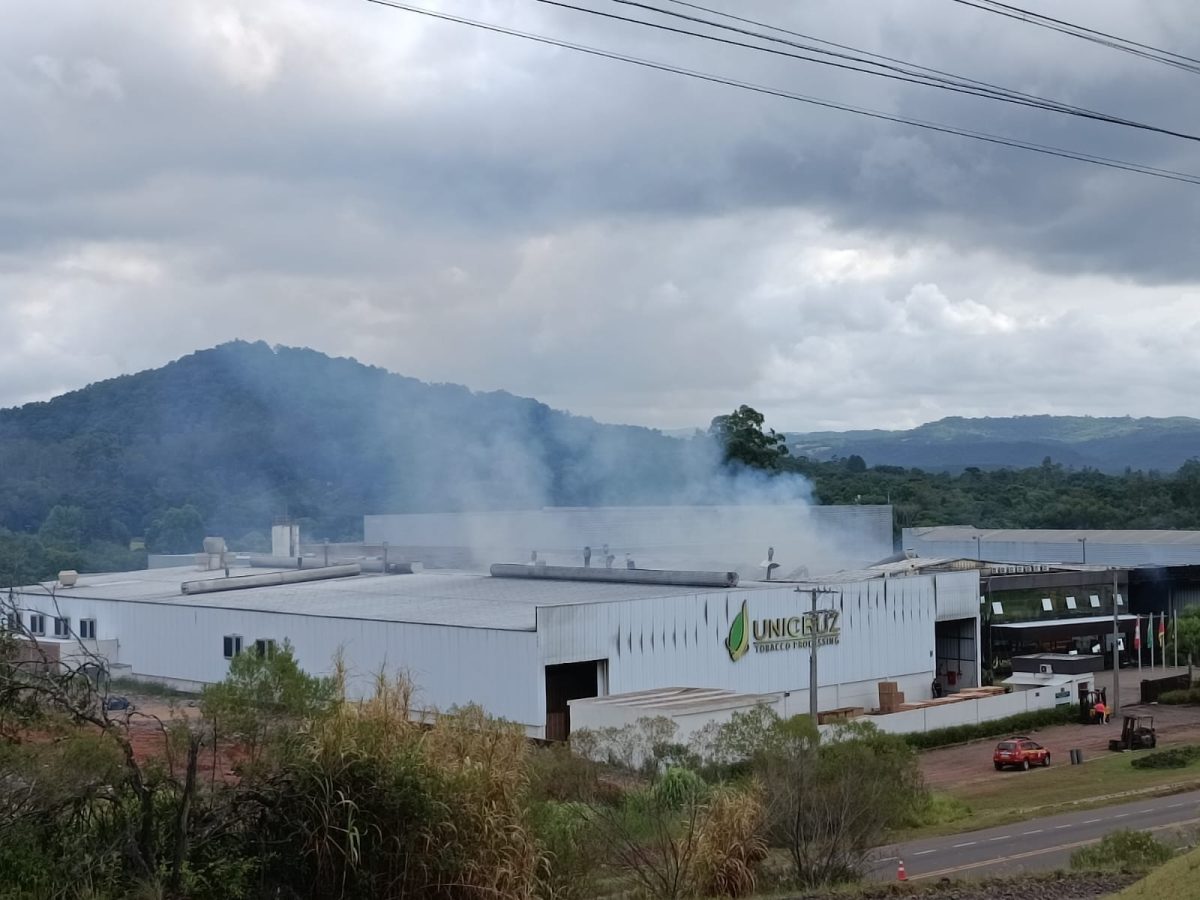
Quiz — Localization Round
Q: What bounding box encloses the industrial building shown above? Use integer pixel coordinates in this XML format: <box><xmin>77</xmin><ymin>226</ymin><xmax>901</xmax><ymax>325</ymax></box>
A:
<box><xmin>903</xmin><ymin>526</ymin><xmax>1200</xmax><ymax>569</ymax></box>
<box><xmin>903</xmin><ymin>527</ymin><xmax>1200</xmax><ymax>665</ymax></box>
<box><xmin>364</xmin><ymin>504</ymin><xmax>894</xmax><ymax>574</ymax></box>
<box><xmin>5</xmin><ymin>554</ymin><xmax>981</xmax><ymax>741</ymax></box>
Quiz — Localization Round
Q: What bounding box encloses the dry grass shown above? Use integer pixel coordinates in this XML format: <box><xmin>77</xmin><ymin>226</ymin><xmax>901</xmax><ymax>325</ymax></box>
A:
<box><xmin>296</xmin><ymin>668</ymin><xmax>546</xmax><ymax>899</ymax></box>
<box><xmin>693</xmin><ymin>782</ymin><xmax>769</xmax><ymax>898</ymax></box>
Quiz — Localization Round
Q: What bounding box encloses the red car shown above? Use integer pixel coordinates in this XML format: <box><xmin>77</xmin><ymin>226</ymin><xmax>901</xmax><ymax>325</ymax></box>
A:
<box><xmin>993</xmin><ymin>736</ymin><xmax>1050</xmax><ymax>771</ymax></box>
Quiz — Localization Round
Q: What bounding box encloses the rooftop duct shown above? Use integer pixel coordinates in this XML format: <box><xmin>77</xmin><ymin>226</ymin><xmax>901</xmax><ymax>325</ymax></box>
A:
<box><xmin>181</xmin><ymin>563</ymin><xmax>361</xmax><ymax>596</ymax></box>
<box><xmin>489</xmin><ymin>563</ymin><xmax>738</xmax><ymax>588</ymax></box>
<box><xmin>245</xmin><ymin>555</ymin><xmax>420</xmax><ymax>574</ymax></box>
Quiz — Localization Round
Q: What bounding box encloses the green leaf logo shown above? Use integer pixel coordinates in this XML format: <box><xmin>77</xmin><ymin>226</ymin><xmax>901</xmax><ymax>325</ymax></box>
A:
<box><xmin>726</xmin><ymin>600</ymin><xmax>750</xmax><ymax>662</ymax></box>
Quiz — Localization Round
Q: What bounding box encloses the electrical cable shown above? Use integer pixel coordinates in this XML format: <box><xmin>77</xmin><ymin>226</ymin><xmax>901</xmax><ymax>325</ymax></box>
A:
<box><xmin>949</xmin><ymin>0</ymin><xmax>1200</xmax><ymax>75</ymax></box>
<box><xmin>363</xmin><ymin>0</ymin><xmax>1200</xmax><ymax>186</ymax></box>
<box><xmin>537</xmin><ymin>0</ymin><xmax>1200</xmax><ymax>143</ymax></box>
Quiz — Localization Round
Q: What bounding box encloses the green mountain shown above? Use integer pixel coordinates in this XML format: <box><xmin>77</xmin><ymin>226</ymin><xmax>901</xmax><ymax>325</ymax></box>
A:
<box><xmin>0</xmin><ymin>341</ymin><xmax>715</xmax><ymax>552</ymax></box>
<box><xmin>787</xmin><ymin>415</ymin><xmax>1200</xmax><ymax>472</ymax></box>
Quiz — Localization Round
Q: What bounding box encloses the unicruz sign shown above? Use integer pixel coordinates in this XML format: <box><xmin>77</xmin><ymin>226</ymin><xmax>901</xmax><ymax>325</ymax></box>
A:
<box><xmin>725</xmin><ymin>599</ymin><xmax>841</xmax><ymax>662</ymax></box>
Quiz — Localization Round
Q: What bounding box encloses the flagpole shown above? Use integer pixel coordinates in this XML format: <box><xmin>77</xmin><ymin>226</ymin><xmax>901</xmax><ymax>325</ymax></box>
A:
<box><xmin>1151</xmin><ymin>612</ymin><xmax>1156</xmax><ymax>670</ymax></box>
<box><xmin>1175</xmin><ymin>608</ymin><xmax>1179</xmax><ymax>669</ymax></box>
<box><xmin>1136</xmin><ymin>616</ymin><xmax>1142</xmax><ymax>673</ymax></box>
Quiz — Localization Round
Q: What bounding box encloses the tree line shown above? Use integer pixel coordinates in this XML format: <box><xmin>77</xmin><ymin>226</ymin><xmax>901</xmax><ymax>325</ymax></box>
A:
<box><xmin>713</xmin><ymin>404</ymin><xmax>1200</xmax><ymax>533</ymax></box>
<box><xmin>7</xmin><ymin>398</ymin><xmax>1200</xmax><ymax>587</ymax></box>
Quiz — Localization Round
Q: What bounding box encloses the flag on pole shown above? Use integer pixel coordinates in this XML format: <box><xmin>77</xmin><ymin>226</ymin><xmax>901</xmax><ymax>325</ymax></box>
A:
<box><xmin>1135</xmin><ymin>617</ymin><xmax>1142</xmax><ymax>651</ymax></box>
<box><xmin>1159</xmin><ymin>616</ymin><xmax>1167</xmax><ymax>648</ymax></box>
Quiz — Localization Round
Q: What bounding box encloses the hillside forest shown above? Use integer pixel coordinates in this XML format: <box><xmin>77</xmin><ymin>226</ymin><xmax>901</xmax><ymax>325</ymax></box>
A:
<box><xmin>4</xmin><ymin>343</ymin><xmax>1200</xmax><ymax>586</ymax></box>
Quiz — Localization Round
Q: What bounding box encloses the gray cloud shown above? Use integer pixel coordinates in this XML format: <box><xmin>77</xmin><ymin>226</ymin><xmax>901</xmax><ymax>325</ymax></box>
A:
<box><xmin>2</xmin><ymin>0</ymin><xmax>1200</xmax><ymax>430</ymax></box>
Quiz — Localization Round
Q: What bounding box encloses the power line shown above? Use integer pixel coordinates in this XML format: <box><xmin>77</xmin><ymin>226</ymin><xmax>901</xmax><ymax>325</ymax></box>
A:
<box><xmin>363</xmin><ymin>0</ymin><xmax>1200</xmax><ymax>186</ymax></box>
<box><xmin>949</xmin><ymin>0</ymin><xmax>1200</xmax><ymax>75</ymax></box>
<box><xmin>546</xmin><ymin>0</ymin><xmax>1200</xmax><ymax>143</ymax></box>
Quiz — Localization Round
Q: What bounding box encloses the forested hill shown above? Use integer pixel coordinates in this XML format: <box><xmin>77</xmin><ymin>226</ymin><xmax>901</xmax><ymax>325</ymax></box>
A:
<box><xmin>787</xmin><ymin>415</ymin><xmax>1200</xmax><ymax>473</ymax></box>
<box><xmin>0</xmin><ymin>341</ymin><xmax>714</xmax><ymax>569</ymax></box>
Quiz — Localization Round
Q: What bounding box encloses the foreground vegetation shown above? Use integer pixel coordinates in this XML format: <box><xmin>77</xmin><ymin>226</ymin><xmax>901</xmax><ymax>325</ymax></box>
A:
<box><xmin>1111</xmin><ymin>844</ymin><xmax>1200</xmax><ymax>899</ymax></box>
<box><xmin>1</xmin><ymin>617</ymin><xmax>940</xmax><ymax>900</ymax></box>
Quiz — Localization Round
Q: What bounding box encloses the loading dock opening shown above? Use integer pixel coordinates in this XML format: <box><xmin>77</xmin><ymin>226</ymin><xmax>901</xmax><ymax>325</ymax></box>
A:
<box><xmin>545</xmin><ymin>659</ymin><xmax>607</xmax><ymax>741</ymax></box>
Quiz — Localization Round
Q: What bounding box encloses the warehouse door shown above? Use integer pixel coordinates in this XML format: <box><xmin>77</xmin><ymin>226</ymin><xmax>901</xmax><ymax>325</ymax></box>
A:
<box><xmin>935</xmin><ymin>618</ymin><xmax>978</xmax><ymax>693</ymax></box>
<box><xmin>545</xmin><ymin>660</ymin><xmax>606</xmax><ymax>742</ymax></box>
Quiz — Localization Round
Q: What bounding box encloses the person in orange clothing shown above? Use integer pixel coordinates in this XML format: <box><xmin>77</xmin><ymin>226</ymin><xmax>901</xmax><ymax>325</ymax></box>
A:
<box><xmin>1093</xmin><ymin>700</ymin><xmax>1107</xmax><ymax>724</ymax></box>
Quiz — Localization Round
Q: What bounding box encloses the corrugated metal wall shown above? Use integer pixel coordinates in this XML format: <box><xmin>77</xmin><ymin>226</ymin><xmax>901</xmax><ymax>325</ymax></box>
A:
<box><xmin>18</xmin><ymin>567</ymin><xmax>980</xmax><ymax>734</ymax></box>
<box><xmin>537</xmin><ymin>570</ymin><xmax>978</xmax><ymax>704</ymax></box>
<box><xmin>12</xmin><ymin>593</ymin><xmax>542</xmax><ymax>725</ymax></box>
<box><xmin>365</xmin><ymin>505</ymin><xmax>893</xmax><ymax>572</ymax></box>
<box><xmin>903</xmin><ymin>532</ymin><xmax>1200</xmax><ymax>567</ymax></box>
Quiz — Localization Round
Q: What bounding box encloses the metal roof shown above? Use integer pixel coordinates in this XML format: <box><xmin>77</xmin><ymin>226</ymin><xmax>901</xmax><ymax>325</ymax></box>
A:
<box><xmin>570</xmin><ymin>686</ymin><xmax>779</xmax><ymax>716</ymax></box>
<box><xmin>17</xmin><ymin>565</ymin><xmax>778</xmax><ymax>632</ymax></box>
<box><xmin>1002</xmin><ymin>673</ymin><xmax>1076</xmax><ymax>688</ymax></box>
<box><xmin>907</xmin><ymin>526</ymin><xmax>1200</xmax><ymax>546</ymax></box>
<box><xmin>992</xmin><ymin>615</ymin><xmax>1137</xmax><ymax>630</ymax></box>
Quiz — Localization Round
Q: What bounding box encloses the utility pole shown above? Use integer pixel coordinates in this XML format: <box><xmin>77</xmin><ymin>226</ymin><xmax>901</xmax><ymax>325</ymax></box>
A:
<box><xmin>797</xmin><ymin>586</ymin><xmax>839</xmax><ymax>723</ymax></box>
<box><xmin>1111</xmin><ymin>568</ymin><xmax>1121</xmax><ymax>717</ymax></box>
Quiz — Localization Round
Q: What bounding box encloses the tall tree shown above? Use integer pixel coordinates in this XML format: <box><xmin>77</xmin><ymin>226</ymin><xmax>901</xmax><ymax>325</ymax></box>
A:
<box><xmin>709</xmin><ymin>405</ymin><xmax>791</xmax><ymax>471</ymax></box>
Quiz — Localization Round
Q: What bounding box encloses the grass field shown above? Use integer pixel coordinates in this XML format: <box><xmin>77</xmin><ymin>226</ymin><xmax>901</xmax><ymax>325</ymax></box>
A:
<box><xmin>1109</xmin><ymin>845</ymin><xmax>1200</xmax><ymax>899</ymax></box>
<box><xmin>897</xmin><ymin>753</ymin><xmax>1200</xmax><ymax>840</ymax></box>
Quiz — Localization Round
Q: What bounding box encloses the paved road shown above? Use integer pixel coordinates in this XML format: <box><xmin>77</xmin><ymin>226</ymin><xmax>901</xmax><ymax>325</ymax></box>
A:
<box><xmin>869</xmin><ymin>789</ymin><xmax>1200</xmax><ymax>881</ymax></box>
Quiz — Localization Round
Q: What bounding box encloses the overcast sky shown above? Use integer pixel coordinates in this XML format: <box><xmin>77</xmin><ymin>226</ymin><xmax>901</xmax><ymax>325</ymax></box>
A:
<box><xmin>4</xmin><ymin>0</ymin><xmax>1200</xmax><ymax>431</ymax></box>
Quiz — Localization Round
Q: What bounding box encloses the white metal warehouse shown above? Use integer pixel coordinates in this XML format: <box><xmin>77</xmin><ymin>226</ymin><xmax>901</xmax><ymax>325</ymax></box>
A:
<box><xmin>7</xmin><ymin>560</ymin><xmax>980</xmax><ymax>740</ymax></box>
<box><xmin>904</xmin><ymin>526</ymin><xmax>1200</xmax><ymax>567</ymax></box>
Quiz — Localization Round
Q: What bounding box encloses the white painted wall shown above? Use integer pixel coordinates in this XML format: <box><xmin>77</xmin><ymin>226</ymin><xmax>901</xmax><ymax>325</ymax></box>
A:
<box><xmin>12</xmin><ymin>593</ymin><xmax>542</xmax><ymax>726</ymax></box>
<box><xmin>539</xmin><ymin>571</ymin><xmax>980</xmax><ymax>724</ymax></box>
<box><xmin>865</xmin><ymin>687</ymin><xmax>1059</xmax><ymax>735</ymax></box>
<box><xmin>14</xmin><ymin>568</ymin><xmax>980</xmax><ymax>741</ymax></box>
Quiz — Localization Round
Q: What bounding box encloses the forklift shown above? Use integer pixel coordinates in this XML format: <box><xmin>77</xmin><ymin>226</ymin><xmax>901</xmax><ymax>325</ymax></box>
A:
<box><xmin>1079</xmin><ymin>687</ymin><xmax>1108</xmax><ymax>725</ymax></box>
<box><xmin>1109</xmin><ymin>715</ymin><xmax>1157</xmax><ymax>752</ymax></box>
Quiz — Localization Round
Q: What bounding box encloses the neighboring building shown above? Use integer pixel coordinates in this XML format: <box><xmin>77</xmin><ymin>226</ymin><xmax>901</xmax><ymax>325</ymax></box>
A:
<box><xmin>903</xmin><ymin>526</ymin><xmax>1200</xmax><ymax>568</ymax></box>
<box><xmin>364</xmin><ymin>504</ymin><xmax>894</xmax><ymax>575</ymax></box>
<box><xmin>4</xmin><ymin>557</ymin><xmax>979</xmax><ymax>741</ymax></box>
<box><xmin>903</xmin><ymin>528</ymin><xmax>1200</xmax><ymax>667</ymax></box>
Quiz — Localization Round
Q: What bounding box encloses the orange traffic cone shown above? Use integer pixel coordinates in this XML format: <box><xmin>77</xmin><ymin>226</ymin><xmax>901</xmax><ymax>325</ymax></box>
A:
<box><xmin>897</xmin><ymin>859</ymin><xmax>908</xmax><ymax>882</ymax></box>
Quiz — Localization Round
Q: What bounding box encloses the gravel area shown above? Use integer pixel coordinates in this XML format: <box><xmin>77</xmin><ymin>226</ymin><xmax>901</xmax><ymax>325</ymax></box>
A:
<box><xmin>921</xmin><ymin>702</ymin><xmax>1200</xmax><ymax>791</ymax></box>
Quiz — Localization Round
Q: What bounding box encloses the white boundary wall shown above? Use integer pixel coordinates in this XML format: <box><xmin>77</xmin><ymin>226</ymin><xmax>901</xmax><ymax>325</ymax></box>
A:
<box><xmin>863</xmin><ymin>686</ymin><xmax>1059</xmax><ymax>735</ymax></box>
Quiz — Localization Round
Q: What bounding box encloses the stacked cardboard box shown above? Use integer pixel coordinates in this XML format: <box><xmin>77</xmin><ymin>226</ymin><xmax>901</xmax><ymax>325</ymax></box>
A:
<box><xmin>877</xmin><ymin>681</ymin><xmax>906</xmax><ymax>713</ymax></box>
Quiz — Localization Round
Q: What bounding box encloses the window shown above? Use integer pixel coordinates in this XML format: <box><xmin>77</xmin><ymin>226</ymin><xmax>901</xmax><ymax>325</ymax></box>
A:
<box><xmin>29</xmin><ymin>614</ymin><xmax>45</xmax><ymax>636</ymax></box>
<box><xmin>223</xmin><ymin>635</ymin><xmax>243</xmax><ymax>659</ymax></box>
<box><xmin>3</xmin><ymin>612</ymin><xmax>17</xmax><ymax>631</ymax></box>
<box><xmin>53</xmin><ymin>617</ymin><xmax>70</xmax><ymax>637</ymax></box>
<box><xmin>254</xmin><ymin>638</ymin><xmax>277</xmax><ymax>659</ymax></box>
<box><xmin>79</xmin><ymin>619</ymin><xmax>96</xmax><ymax>640</ymax></box>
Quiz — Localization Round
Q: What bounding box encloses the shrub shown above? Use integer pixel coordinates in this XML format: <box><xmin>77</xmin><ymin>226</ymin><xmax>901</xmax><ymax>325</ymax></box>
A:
<box><xmin>693</xmin><ymin>784</ymin><xmax>768</xmax><ymax>898</ymax></box>
<box><xmin>903</xmin><ymin>705</ymin><xmax>1079</xmax><ymax>750</ymax></box>
<box><xmin>527</xmin><ymin>743</ymin><xmax>601</xmax><ymax>803</ymax></box>
<box><xmin>1130</xmin><ymin>746</ymin><xmax>1200</xmax><ymax>770</ymax></box>
<box><xmin>653</xmin><ymin>766</ymin><xmax>708</xmax><ymax>810</ymax></box>
<box><xmin>1070</xmin><ymin>829</ymin><xmax>1173</xmax><ymax>872</ymax></box>
<box><xmin>531</xmin><ymin>801</ymin><xmax>603</xmax><ymax>900</ymax></box>
<box><xmin>900</xmin><ymin>791</ymin><xmax>973</xmax><ymax>829</ymax></box>
<box><xmin>1159</xmin><ymin>687</ymin><xmax>1200</xmax><ymax>705</ymax></box>
<box><xmin>762</xmin><ymin>721</ymin><xmax>928</xmax><ymax>887</ymax></box>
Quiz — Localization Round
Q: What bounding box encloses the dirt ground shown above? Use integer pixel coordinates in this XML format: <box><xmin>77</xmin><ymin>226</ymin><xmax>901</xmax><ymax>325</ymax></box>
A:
<box><xmin>112</xmin><ymin>691</ymin><xmax>246</xmax><ymax>782</ymax></box>
<box><xmin>922</xmin><ymin>694</ymin><xmax>1200</xmax><ymax>792</ymax></box>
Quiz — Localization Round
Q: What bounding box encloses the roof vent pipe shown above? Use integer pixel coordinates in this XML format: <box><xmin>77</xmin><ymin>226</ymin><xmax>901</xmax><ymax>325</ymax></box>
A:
<box><xmin>490</xmin><ymin>563</ymin><xmax>738</xmax><ymax>588</ymax></box>
<box><xmin>182</xmin><ymin>563</ymin><xmax>361</xmax><ymax>596</ymax></box>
